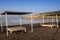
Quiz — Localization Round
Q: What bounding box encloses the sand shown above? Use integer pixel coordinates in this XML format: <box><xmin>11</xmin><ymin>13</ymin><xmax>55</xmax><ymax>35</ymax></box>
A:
<box><xmin>0</xmin><ymin>26</ymin><xmax>60</xmax><ymax>40</ymax></box>
<box><xmin>0</xmin><ymin>23</ymin><xmax>60</xmax><ymax>40</ymax></box>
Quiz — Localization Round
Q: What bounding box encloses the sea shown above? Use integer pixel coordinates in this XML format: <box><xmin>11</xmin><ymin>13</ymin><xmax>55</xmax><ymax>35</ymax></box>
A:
<box><xmin>0</xmin><ymin>15</ymin><xmax>60</xmax><ymax>26</ymax></box>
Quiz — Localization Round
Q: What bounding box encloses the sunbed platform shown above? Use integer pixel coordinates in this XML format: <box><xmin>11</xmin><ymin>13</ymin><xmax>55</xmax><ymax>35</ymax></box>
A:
<box><xmin>41</xmin><ymin>24</ymin><xmax>57</xmax><ymax>28</ymax></box>
<box><xmin>7</xmin><ymin>27</ymin><xmax>26</xmax><ymax>34</ymax></box>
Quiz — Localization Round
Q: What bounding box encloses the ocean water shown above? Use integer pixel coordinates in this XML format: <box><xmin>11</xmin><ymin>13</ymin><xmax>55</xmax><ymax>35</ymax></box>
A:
<box><xmin>0</xmin><ymin>15</ymin><xmax>60</xmax><ymax>26</ymax></box>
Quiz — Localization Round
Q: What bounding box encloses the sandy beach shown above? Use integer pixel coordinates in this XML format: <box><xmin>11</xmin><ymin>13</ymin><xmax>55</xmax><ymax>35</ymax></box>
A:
<box><xmin>0</xmin><ymin>23</ymin><xmax>60</xmax><ymax>40</ymax></box>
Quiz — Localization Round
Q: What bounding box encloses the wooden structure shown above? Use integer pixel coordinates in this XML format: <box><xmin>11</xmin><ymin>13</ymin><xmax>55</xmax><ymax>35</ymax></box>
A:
<box><xmin>1</xmin><ymin>11</ymin><xmax>60</xmax><ymax>36</ymax></box>
<box><xmin>23</xmin><ymin>11</ymin><xmax>60</xmax><ymax>28</ymax></box>
<box><xmin>41</xmin><ymin>24</ymin><xmax>57</xmax><ymax>28</ymax></box>
<box><xmin>1</xmin><ymin>11</ymin><xmax>32</xmax><ymax>36</ymax></box>
<box><xmin>0</xmin><ymin>14</ymin><xmax>3</xmax><ymax>32</ymax></box>
<box><xmin>7</xmin><ymin>27</ymin><xmax>26</xmax><ymax>33</ymax></box>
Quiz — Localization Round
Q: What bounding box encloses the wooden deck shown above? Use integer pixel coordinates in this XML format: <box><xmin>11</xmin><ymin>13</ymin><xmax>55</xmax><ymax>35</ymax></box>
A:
<box><xmin>41</xmin><ymin>24</ymin><xmax>57</xmax><ymax>28</ymax></box>
<box><xmin>7</xmin><ymin>27</ymin><xmax>26</xmax><ymax>35</ymax></box>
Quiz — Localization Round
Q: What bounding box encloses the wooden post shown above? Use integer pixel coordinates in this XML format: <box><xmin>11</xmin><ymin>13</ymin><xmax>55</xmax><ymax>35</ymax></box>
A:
<box><xmin>56</xmin><ymin>14</ymin><xmax>58</xmax><ymax>28</ymax></box>
<box><xmin>0</xmin><ymin>15</ymin><xmax>3</xmax><ymax>32</ymax></box>
<box><xmin>43</xmin><ymin>15</ymin><xmax>44</xmax><ymax>24</ymax></box>
<box><xmin>5</xmin><ymin>12</ymin><xmax>8</xmax><ymax>36</ymax></box>
<box><xmin>1</xmin><ymin>19</ymin><xmax>3</xmax><ymax>32</ymax></box>
<box><xmin>51</xmin><ymin>17</ymin><xmax>53</xmax><ymax>28</ymax></box>
<box><xmin>19</xmin><ymin>15</ymin><xmax>22</xmax><ymax>27</ymax></box>
<box><xmin>31</xmin><ymin>14</ymin><xmax>33</xmax><ymax>32</ymax></box>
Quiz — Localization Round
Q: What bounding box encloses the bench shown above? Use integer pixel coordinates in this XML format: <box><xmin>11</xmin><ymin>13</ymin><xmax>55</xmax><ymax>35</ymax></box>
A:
<box><xmin>41</xmin><ymin>24</ymin><xmax>57</xmax><ymax>28</ymax></box>
<box><xmin>7</xmin><ymin>27</ymin><xmax>26</xmax><ymax>36</ymax></box>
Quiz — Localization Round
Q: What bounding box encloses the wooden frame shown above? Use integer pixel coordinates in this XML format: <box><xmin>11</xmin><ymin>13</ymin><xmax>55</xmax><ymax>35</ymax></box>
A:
<box><xmin>0</xmin><ymin>14</ymin><xmax>3</xmax><ymax>32</ymax></box>
<box><xmin>1</xmin><ymin>11</ymin><xmax>31</xmax><ymax>36</ymax></box>
<box><xmin>41</xmin><ymin>14</ymin><xmax>59</xmax><ymax>28</ymax></box>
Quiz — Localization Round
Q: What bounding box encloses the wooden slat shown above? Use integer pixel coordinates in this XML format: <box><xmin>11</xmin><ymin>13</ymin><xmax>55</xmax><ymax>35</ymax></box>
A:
<box><xmin>7</xmin><ymin>27</ymin><xmax>26</xmax><ymax>33</ymax></box>
<box><xmin>41</xmin><ymin>24</ymin><xmax>57</xmax><ymax>28</ymax></box>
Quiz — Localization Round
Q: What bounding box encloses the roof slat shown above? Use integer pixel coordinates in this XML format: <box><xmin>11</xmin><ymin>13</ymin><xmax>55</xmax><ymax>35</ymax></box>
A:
<box><xmin>1</xmin><ymin>11</ymin><xmax>32</xmax><ymax>15</ymax></box>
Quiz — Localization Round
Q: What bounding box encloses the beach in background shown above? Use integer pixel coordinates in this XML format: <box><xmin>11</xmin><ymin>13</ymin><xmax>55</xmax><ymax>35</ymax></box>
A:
<box><xmin>1</xmin><ymin>15</ymin><xmax>60</xmax><ymax>26</ymax></box>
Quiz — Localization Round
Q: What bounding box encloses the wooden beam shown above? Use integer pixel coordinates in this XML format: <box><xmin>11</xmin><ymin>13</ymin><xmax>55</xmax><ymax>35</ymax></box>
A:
<box><xmin>0</xmin><ymin>15</ymin><xmax>3</xmax><ymax>32</ymax></box>
<box><xmin>5</xmin><ymin>12</ymin><xmax>8</xmax><ymax>36</ymax></box>
<box><xmin>31</xmin><ymin>14</ymin><xmax>33</xmax><ymax>32</ymax></box>
<box><xmin>43</xmin><ymin>15</ymin><xmax>44</xmax><ymax>24</ymax></box>
<box><xmin>56</xmin><ymin>14</ymin><xmax>59</xmax><ymax>28</ymax></box>
<box><xmin>19</xmin><ymin>15</ymin><xmax>22</xmax><ymax>27</ymax></box>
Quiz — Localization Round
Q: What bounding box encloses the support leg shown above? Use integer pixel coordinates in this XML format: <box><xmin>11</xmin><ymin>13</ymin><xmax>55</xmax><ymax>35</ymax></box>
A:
<box><xmin>24</xmin><ymin>29</ymin><xmax>26</xmax><ymax>32</ymax></box>
<box><xmin>7</xmin><ymin>30</ymin><xmax>8</xmax><ymax>36</ymax></box>
<box><xmin>10</xmin><ymin>31</ymin><xmax>13</xmax><ymax>34</ymax></box>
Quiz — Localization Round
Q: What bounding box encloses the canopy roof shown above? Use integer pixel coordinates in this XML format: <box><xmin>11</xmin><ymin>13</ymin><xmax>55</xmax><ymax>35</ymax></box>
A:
<box><xmin>42</xmin><ymin>11</ymin><xmax>60</xmax><ymax>16</ymax></box>
<box><xmin>1</xmin><ymin>11</ymin><xmax>32</xmax><ymax>15</ymax></box>
<box><xmin>23</xmin><ymin>11</ymin><xmax>60</xmax><ymax>18</ymax></box>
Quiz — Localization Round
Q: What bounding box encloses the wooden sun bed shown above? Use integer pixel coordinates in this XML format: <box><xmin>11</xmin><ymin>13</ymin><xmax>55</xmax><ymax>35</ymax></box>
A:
<box><xmin>41</xmin><ymin>24</ymin><xmax>57</xmax><ymax>28</ymax></box>
<box><xmin>7</xmin><ymin>27</ymin><xmax>26</xmax><ymax>34</ymax></box>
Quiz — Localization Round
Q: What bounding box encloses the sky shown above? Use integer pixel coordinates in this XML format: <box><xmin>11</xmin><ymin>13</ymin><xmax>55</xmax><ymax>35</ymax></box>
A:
<box><xmin>0</xmin><ymin>0</ymin><xmax>60</xmax><ymax>26</ymax></box>
<box><xmin>0</xmin><ymin>0</ymin><xmax>60</xmax><ymax>14</ymax></box>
